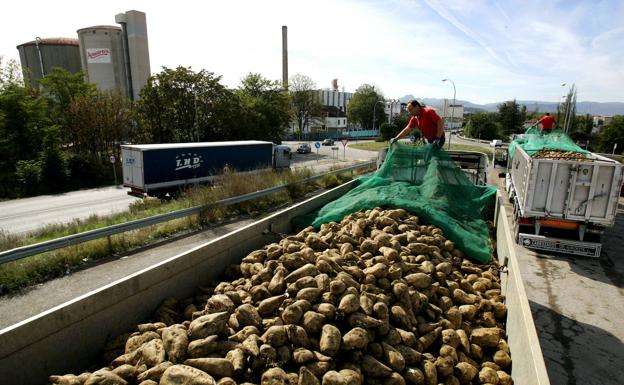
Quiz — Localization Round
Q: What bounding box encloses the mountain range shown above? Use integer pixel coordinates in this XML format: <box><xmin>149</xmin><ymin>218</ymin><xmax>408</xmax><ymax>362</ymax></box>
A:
<box><xmin>398</xmin><ymin>95</ymin><xmax>624</xmax><ymax>116</ymax></box>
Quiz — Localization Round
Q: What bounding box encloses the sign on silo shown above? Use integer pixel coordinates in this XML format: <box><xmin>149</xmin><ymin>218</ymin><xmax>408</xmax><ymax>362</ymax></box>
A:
<box><xmin>86</xmin><ymin>48</ymin><xmax>112</xmax><ymax>63</ymax></box>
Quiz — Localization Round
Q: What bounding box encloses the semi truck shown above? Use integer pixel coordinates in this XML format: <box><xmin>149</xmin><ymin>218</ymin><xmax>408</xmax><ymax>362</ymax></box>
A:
<box><xmin>121</xmin><ymin>141</ymin><xmax>292</xmax><ymax>198</ymax></box>
<box><xmin>506</xmin><ymin>144</ymin><xmax>623</xmax><ymax>257</ymax></box>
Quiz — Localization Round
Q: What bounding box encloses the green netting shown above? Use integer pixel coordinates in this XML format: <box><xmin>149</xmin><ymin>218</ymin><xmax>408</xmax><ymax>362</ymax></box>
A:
<box><xmin>299</xmin><ymin>143</ymin><xmax>497</xmax><ymax>263</ymax></box>
<box><xmin>508</xmin><ymin>128</ymin><xmax>589</xmax><ymax>159</ymax></box>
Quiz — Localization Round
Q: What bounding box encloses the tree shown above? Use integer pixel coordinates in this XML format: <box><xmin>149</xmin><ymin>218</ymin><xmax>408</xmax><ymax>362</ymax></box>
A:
<box><xmin>289</xmin><ymin>74</ymin><xmax>323</xmax><ymax>138</ymax></box>
<box><xmin>465</xmin><ymin>113</ymin><xmax>500</xmax><ymax>140</ymax></box>
<box><xmin>380</xmin><ymin>123</ymin><xmax>400</xmax><ymax>141</ymax></box>
<box><xmin>65</xmin><ymin>91</ymin><xmax>135</xmax><ymax>163</ymax></box>
<box><xmin>559</xmin><ymin>85</ymin><xmax>577</xmax><ymax>132</ymax></box>
<box><xmin>0</xmin><ymin>56</ymin><xmax>23</xmax><ymax>89</ymax></box>
<box><xmin>598</xmin><ymin>115</ymin><xmax>624</xmax><ymax>154</ymax></box>
<box><xmin>568</xmin><ymin>114</ymin><xmax>594</xmax><ymax>145</ymax></box>
<box><xmin>497</xmin><ymin>99</ymin><xmax>522</xmax><ymax>135</ymax></box>
<box><xmin>236</xmin><ymin>73</ymin><xmax>293</xmax><ymax>143</ymax></box>
<box><xmin>38</xmin><ymin>68</ymin><xmax>96</xmax><ymax>117</ymax></box>
<box><xmin>346</xmin><ymin>84</ymin><xmax>385</xmax><ymax>129</ymax></box>
<box><xmin>137</xmin><ymin>66</ymin><xmax>239</xmax><ymax>143</ymax></box>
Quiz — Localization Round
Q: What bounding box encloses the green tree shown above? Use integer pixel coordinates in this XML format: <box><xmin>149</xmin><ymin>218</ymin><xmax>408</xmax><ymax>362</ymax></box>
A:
<box><xmin>137</xmin><ymin>66</ymin><xmax>239</xmax><ymax>143</ymax></box>
<box><xmin>568</xmin><ymin>114</ymin><xmax>594</xmax><ymax>144</ymax></box>
<box><xmin>0</xmin><ymin>56</ymin><xmax>23</xmax><ymax>89</ymax></box>
<box><xmin>38</xmin><ymin>67</ymin><xmax>95</xmax><ymax>119</ymax></box>
<box><xmin>289</xmin><ymin>74</ymin><xmax>323</xmax><ymax>138</ymax></box>
<box><xmin>598</xmin><ymin>115</ymin><xmax>624</xmax><ymax>154</ymax></box>
<box><xmin>465</xmin><ymin>113</ymin><xmax>500</xmax><ymax>140</ymax></box>
<box><xmin>346</xmin><ymin>84</ymin><xmax>385</xmax><ymax>129</ymax></box>
<box><xmin>65</xmin><ymin>91</ymin><xmax>135</xmax><ymax>163</ymax></box>
<box><xmin>392</xmin><ymin>111</ymin><xmax>410</xmax><ymax>130</ymax></box>
<box><xmin>236</xmin><ymin>73</ymin><xmax>293</xmax><ymax>143</ymax></box>
<box><xmin>558</xmin><ymin>85</ymin><xmax>577</xmax><ymax>132</ymax></box>
<box><xmin>379</xmin><ymin>123</ymin><xmax>400</xmax><ymax>141</ymax></box>
<box><xmin>497</xmin><ymin>99</ymin><xmax>522</xmax><ymax>135</ymax></box>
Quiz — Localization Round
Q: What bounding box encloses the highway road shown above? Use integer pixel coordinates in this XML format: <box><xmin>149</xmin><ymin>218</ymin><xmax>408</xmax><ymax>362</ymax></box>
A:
<box><xmin>0</xmin><ymin>143</ymin><xmax>376</xmax><ymax>236</ymax></box>
<box><xmin>0</xmin><ymin>186</ymin><xmax>139</xmax><ymax>236</ymax></box>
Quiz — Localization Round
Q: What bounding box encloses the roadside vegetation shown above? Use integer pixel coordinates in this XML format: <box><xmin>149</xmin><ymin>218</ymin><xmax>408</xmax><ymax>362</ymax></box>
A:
<box><xmin>0</xmin><ymin>164</ymin><xmax>373</xmax><ymax>294</ymax></box>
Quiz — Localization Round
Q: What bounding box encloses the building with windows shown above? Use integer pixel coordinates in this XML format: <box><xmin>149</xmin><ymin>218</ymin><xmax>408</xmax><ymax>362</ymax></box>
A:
<box><xmin>441</xmin><ymin>99</ymin><xmax>464</xmax><ymax>131</ymax></box>
<box><xmin>592</xmin><ymin>115</ymin><xmax>612</xmax><ymax>134</ymax></box>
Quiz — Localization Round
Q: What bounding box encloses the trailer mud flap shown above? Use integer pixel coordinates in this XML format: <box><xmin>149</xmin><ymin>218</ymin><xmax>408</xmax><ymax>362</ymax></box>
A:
<box><xmin>518</xmin><ymin>233</ymin><xmax>601</xmax><ymax>258</ymax></box>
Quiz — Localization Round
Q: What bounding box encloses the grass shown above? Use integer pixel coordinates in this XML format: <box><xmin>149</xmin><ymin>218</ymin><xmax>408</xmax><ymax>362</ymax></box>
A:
<box><xmin>0</xmin><ymin>164</ymin><xmax>374</xmax><ymax>294</ymax></box>
<box><xmin>350</xmin><ymin>141</ymin><xmax>493</xmax><ymax>158</ymax></box>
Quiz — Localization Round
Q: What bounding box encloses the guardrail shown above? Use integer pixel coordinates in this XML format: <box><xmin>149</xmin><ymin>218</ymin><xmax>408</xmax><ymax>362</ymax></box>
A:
<box><xmin>0</xmin><ymin>161</ymin><xmax>375</xmax><ymax>265</ymax></box>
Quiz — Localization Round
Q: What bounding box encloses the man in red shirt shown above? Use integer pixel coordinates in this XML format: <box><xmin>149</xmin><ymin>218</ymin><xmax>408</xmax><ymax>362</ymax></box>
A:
<box><xmin>537</xmin><ymin>113</ymin><xmax>555</xmax><ymax>132</ymax></box>
<box><xmin>391</xmin><ymin>100</ymin><xmax>446</xmax><ymax>147</ymax></box>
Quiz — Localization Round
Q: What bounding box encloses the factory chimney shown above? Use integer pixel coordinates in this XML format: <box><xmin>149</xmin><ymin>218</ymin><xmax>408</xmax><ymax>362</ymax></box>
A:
<box><xmin>282</xmin><ymin>26</ymin><xmax>288</xmax><ymax>88</ymax></box>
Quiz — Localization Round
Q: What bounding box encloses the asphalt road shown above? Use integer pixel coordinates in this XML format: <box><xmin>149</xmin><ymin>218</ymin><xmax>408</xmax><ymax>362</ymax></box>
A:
<box><xmin>0</xmin><ymin>186</ymin><xmax>139</xmax><ymax>236</ymax></box>
<box><xmin>0</xmin><ymin>144</ymin><xmax>376</xmax><ymax>236</ymax></box>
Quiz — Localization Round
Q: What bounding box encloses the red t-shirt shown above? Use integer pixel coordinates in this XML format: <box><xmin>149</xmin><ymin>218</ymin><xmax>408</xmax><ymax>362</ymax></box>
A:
<box><xmin>407</xmin><ymin>107</ymin><xmax>441</xmax><ymax>140</ymax></box>
<box><xmin>539</xmin><ymin>115</ymin><xmax>555</xmax><ymax>130</ymax></box>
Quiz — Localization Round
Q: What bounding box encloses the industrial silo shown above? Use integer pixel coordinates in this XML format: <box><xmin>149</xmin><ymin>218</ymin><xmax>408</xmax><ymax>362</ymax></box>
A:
<box><xmin>77</xmin><ymin>10</ymin><xmax>151</xmax><ymax>100</ymax></box>
<box><xmin>77</xmin><ymin>25</ymin><xmax>128</xmax><ymax>96</ymax></box>
<box><xmin>16</xmin><ymin>37</ymin><xmax>82</xmax><ymax>88</ymax></box>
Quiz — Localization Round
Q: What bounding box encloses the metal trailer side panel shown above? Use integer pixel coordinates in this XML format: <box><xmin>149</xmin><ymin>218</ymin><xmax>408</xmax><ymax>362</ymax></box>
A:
<box><xmin>512</xmin><ymin>146</ymin><xmax>622</xmax><ymax>226</ymax></box>
<box><xmin>495</xmin><ymin>193</ymin><xmax>550</xmax><ymax>385</ymax></box>
<box><xmin>141</xmin><ymin>143</ymin><xmax>273</xmax><ymax>188</ymax></box>
<box><xmin>0</xmin><ymin>184</ymin><xmax>550</xmax><ymax>385</ymax></box>
<box><xmin>121</xmin><ymin>147</ymin><xmax>144</xmax><ymax>189</ymax></box>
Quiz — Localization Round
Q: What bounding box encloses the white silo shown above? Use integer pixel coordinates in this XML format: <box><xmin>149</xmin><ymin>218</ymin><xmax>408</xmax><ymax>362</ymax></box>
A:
<box><xmin>77</xmin><ymin>25</ymin><xmax>128</xmax><ymax>96</ymax></box>
<box><xmin>115</xmin><ymin>10</ymin><xmax>151</xmax><ymax>100</ymax></box>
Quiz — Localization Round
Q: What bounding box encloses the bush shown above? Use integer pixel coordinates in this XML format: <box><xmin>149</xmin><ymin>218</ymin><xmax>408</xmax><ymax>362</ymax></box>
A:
<box><xmin>15</xmin><ymin>159</ymin><xmax>42</xmax><ymax>195</ymax></box>
<box><xmin>380</xmin><ymin>122</ymin><xmax>400</xmax><ymax>141</ymax></box>
<box><xmin>40</xmin><ymin>146</ymin><xmax>68</xmax><ymax>192</ymax></box>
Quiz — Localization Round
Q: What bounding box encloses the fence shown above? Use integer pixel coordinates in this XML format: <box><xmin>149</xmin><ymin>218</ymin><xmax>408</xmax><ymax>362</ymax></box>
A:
<box><xmin>0</xmin><ymin>162</ymin><xmax>375</xmax><ymax>265</ymax></box>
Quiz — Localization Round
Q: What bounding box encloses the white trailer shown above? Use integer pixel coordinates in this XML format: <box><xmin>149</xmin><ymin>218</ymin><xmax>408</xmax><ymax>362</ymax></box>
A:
<box><xmin>506</xmin><ymin>145</ymin><xmax>624</xmax><ymax>257</ymax></box>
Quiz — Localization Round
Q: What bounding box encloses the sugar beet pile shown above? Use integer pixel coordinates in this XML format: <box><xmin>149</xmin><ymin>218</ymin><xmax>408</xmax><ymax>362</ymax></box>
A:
<box><xmin>50</xmin><ymin>208</ymin><xmax>512</xmax><ymax>385</ymax></box>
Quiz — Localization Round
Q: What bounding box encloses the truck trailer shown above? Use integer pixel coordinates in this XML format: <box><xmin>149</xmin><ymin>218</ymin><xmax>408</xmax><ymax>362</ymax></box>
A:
<box><xmin>506</xmin><ymin>143</ymin><xmax>623</xmax><ymax>257</ymax></box>
<box><xmin>121</xmin><ymin>141</ymin><xmax>292</xmax><ymax>197</ymax></box>
<box><xmin>0</xmin><ymin>149</ymin><xmax>550</xmax><ymax>385</ymax></box>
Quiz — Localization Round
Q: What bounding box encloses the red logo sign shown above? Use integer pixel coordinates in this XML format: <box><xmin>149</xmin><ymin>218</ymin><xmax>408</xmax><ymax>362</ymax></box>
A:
<box><xmin>87</xmin><ymin>49</ymin><xmax>110</xmax><ymax>60</ymax></box>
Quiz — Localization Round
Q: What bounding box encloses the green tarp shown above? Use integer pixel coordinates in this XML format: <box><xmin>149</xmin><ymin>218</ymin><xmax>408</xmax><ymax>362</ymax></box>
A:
<box><xmin>508</xmin><ymin>128</ymin><xmax>588</xmax><ymax>159</ymax></box>
<box><xmin>298</xmin><ymin>143</ymin><xmax>497</xmax><ymax>263</ymax></box>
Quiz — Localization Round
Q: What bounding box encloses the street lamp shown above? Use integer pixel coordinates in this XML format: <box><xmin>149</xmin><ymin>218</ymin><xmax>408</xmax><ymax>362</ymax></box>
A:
<box><xmin>373</xmin><ymin>100</ymin><xmax>385</xmax><ymax>130</ymax></box>
<box><xmin>442</xmin><ymin>78</ymin><xmax>456</xmax><ymax>150</ymax></box>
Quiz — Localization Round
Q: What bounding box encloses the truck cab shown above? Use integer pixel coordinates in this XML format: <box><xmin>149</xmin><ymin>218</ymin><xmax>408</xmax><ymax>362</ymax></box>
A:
<box><xmin>273</xmin><ymin>144</ymin><xmax>292</xmax><ymax>168</ymax></box>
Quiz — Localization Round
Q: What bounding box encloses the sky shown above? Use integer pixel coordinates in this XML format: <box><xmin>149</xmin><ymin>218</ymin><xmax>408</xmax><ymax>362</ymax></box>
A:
<box><xmin>1</xmin><ymin>0</ymin><xmax>623</xmax><ymax>104</ymax></box>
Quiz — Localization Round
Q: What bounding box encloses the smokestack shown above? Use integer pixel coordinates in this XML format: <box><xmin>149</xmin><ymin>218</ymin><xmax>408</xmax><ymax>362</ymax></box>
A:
<box><xmin>282</xmin><ymin>26</ymin><xmax>288</xmax><ymax>88</ymax></box>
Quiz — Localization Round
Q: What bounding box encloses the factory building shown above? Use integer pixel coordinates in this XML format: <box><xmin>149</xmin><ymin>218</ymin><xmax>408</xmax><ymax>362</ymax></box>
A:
<box><xmin>16</xmin><ymin>38</ymin><xmax>82</xmax><ymax>88</ymax></box>
<box><xmin>16</xmin><ymin>10</ymin><xmax>150</xmax><ymax>100</ymax></box>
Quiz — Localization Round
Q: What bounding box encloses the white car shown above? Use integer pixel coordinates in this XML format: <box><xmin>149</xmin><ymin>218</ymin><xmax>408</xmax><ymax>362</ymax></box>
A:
<box><xmin>490</xmin><ymin>139</ymin><xmax>503</xmax><ymax>147</ymax></box>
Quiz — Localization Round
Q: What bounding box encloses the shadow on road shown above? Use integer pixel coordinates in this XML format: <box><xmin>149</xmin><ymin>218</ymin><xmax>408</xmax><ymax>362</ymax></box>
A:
<box><xmin>529</xmin><ymin>300</ymin><xmax>624</xmax><ymax>385</ymax></box>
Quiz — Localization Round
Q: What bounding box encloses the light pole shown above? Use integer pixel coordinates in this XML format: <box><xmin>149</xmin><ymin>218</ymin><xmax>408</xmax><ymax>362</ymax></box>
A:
<box><xmin>442</xmin><ymin>78</ymin><xmax>456</xmax><ymax>150</ymax></box>
<box><xmin>373</xmin><ymin>100</ymin><xmax>385</xmax><ymax>130</ymax></box>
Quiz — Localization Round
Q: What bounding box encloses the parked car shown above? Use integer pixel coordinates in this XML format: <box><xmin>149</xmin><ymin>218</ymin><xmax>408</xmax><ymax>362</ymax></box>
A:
<box><xmin>297</xmin><ymin>143</ymin><xmax>312</xmax><ymax>154</ymax></box>
<box><xmin>490</xmin><ymin>139</ymin><xmax>503</xmax><ymax>147</ymax></box>
<box><xmin>322</xmin><ymin>138</ymin><xmax>335</xmax><ymax>146</ymax></box>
